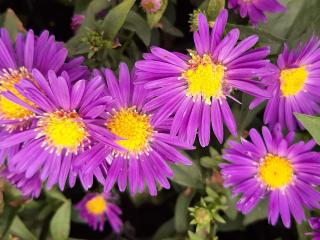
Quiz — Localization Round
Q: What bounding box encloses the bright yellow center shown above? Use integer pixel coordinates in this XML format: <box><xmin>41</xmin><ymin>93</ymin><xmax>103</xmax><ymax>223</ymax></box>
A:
<box><xmin>37</xmin><ymin>110</ymin><xmax>88</xmax><ymax>154</ymax></box>
<box><xmin>85</xmin><ymin>195</ymin><xmax>107</xmax><ymax>215</ymax></box>
<box><xmin>106</xmin><ymin>107</ymin><xmax>153</xmax><ymax>155</ymax></box>
<box><xmin>182</xmin><ymin>54</ymin><xmax>225</xmax><ymax>104</ymax></box>
<box><xmin>258</xmin><ymin>154</ymin><xmax>294</xmax><ymax>189</ymax></box>
<box><xmin>0</xmin><ymin>67</ymin><xmax>34</xmax><ymax>120</ymax></box>
<box><xmin>280</xmin><ymin>67</ymin><xmax>308</xmax><ymax>97</ymax></box>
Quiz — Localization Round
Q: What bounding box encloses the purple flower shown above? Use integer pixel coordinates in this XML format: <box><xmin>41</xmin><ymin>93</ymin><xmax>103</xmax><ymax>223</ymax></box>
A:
<box><xmin>0</xmin><ymin>28</ymin><xmax>88</xmax><ymax>167</ymax></box>
<box><xmin>0</xmin><ymin>166</ymin><xmax>41</xmax><ymax>198</ymax></box>
<box><xmin>220</xmin><ymin>124</ymin><xmax>320</xmax><ymax>228</ymax></box>
<box><xmin>306</xmin><ymin>217</ymin><xmax>320</xmax><ymax>240</ymax></box>
<box><xmin>0</xmin><ymin>70</ymin><xmax>116</xmax><ymax>191</ymax></box>
<box><xmin>228</xmin><ymin>0</ymin><xmax>286</xmax><ymax>26</ymax></box>
<box><xmin>71</xmin><ymin>14</ymin><xmax>85</xmax><ymax>32</ymax></box>
<box><xmin>76</xmin><ymin>193</ymin><xmax>122</xmax><ymax>232</ymax></box>
<box><xmin>77</xmin><ymin>63</ymin><xmax>192</xmax><ymax>196</ymax></box>
<box><xmin>135</xmin><ymin>10</ymin><xmax>270</xmax><ymax>146</ymax></box>
<box><xmin>251</xmin><ymin>36</ymin><xmax>320</xmax><ymax>131</ymax></box>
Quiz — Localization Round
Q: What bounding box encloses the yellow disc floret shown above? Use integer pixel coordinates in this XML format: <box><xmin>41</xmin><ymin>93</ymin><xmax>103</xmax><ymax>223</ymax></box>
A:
<box><xmin>85</xmin><ymin>195</ymin><xmax>107</xmax><ymax>215</ymax></box>
<box><xmin>106</xmin><ymin>107</ymin><xmax>153</xmax><ymax>156</ymax></box>
<box><xmin>258</xmin><ymin>154</ymin><xmax>294</xmax><ymax>189</ymax></box>
<box><xmin>182</xmin><ymin>54</ymin><xmax>225</xmax><ymax>104</ymax></box>
<box><xmin>0</xmin><ymin>67</ymin><xmax>34</xmax><ymax>121</ymax></box>
<box><xmin>37</xmin><ymin>110</ymin><xmax>88</xmax><ymax>155</ymax></box>
<box><xmin>280</xmin><ymin>67</ymin><xmax>308</xmax><ymax>97</ymax></box>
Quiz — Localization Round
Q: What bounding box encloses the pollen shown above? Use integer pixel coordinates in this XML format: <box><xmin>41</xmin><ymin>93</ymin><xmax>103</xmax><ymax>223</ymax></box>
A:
<box><xmin>36</xmin><ymin>110</ymin><xmax>88</xmax><ymax>155</ymax></box>
<box><xmin>85</xmin><ymin>195</ymin><xmax>107</xmax><ymax>215</ymax></box>
<box><xmin>258</xmin><ymin>154</ymin><xmax>294</xmax><ymax>189</ymax></box>
<box><xmin>280</xmin><ymin>67</ymin><xmax>308</xmax><ymax>97</ymax></box>
<box><xmin>0</xmin><ymin>67</ymin><xmax>35</xmax><ymax>121</ymax></box>
<box><xmin>182</xmin><ymin>54</ymin><xmax>225</xmax><ymax>104</ymax></box>
<box><xmin>106</xmin><ymin>107</ymin><xmax>154</xmax><ymax>157</ymax></box>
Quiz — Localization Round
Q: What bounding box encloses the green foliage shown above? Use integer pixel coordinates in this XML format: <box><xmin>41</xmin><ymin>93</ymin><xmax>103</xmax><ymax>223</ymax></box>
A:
<box><xmin>147</xmin><ymin>0</ymin><xmax>168</xmax><ymax>27</ymax></box>
<box><xmin>295</xmin><ymin>113</ymin><xmax>320</xmax><ymax>145</ymax></box>
<box><xmin>50</xmin><ymin>200</ymin><xmax>71</xmax><ymax>240</ymax></box>
<box><xmin>102</xmin><ymin>0</ymin><xmax>136</xmax><ymax>40</ymax></box>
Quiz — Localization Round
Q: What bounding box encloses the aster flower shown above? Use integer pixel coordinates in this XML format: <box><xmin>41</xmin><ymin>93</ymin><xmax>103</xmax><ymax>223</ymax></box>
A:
<box><xmin>77</xmin><ymin>63</ymin><xmax>192</xmax><ymax>196</ymax></box>
<box><xmin>135</xmin><ymin>10</ymin><xmax>270</xmax><ymax>146</ymax></box>
<box><xmin>71</xmin><ymin>14</ymin><xmax>85</xmax><ymax>32</ymax></box>
<box><xmin>141</xmin><ymin>0</ymin><xmax>161</xmax><ymax>13</ymax></box>
<box><xmin>76</xmin><ymin>192</ymin><xmax>122</xmax><ymax>232</ymax></box>
<box><xmin>0</xmin><ymin>166</ymin><xmax>42</xmax><ymax>198</ymax></box>
<box><xmin>0</xmin><ymin>69</ymin><xmax>117</xmax><ymax>191</ymax></box>
<box><xmin>228</xmin><ymin>0</ymin><xmax>286</xmax><ymax>26</ymax></box>
<box><xmin>220</xmin><ymin>124</ymin><xmax>320</xmax><ymax>228</ymax></box>
<box><xmin>306</xmin><ymin>217</ymin><xmax>320</xmax><ymax>240</ymax></box>
<box><xmin>0</xmin><ymin>28</ymin><xmax>87</xmax><ymax>165</ymax></box>
<box><xmin>251</xmin><ymin>36</ymin><xmax>320</xmax><ymax>131</ymax></box>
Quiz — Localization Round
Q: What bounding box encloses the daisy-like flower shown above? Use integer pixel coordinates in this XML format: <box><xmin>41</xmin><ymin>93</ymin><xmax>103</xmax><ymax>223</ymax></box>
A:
<box><xmin>76</xmin><ymin>193</ymin><xmax>122</xmax><ymax>232</ymax></box>
<box><xmin>220</xmin><ymin>124</ymin><xmax>320</xmax><ymax>228</ymax></box>
<box><xmin>306</xmin><ymin>217</ymin><xmax>320</xmax><ymax>240</ymax></box>
<box><xmin>141</xmin><ymin>0</ymin><xmax>161</xmax><ymax>14</ymax></box>
<box><xmin>71</xmin><ymin>14</ymin><xmax>85</xmax><ymax>32</ymax></box>
<box><xmin>0</xmin><ymin>167</ymin><xmax>41</xmax><ymax>198</ymax></box>
<box><xmin>228</xmin><ymin>0</ymin><xmax>286</xmax><ymax>26</ymax></box>
<box><xmin>135</xmin><ymin>10</ymin><xmax>270</xmax><ymax>146</ymax></box>
<box><xmin>251</xmin><ymin>37</ymin><xmax>320</xmax><ymax>131</ymax></box>
<box><xmin>0</xmin><ymin>28</ymin><xmax>87</xmax><ymax>165</ymax></box>
<box><xmin>0</xmin><ymin>69</ymin><xmax>116</xmax><ymax>191</ymax></box>
<box><xmin>77</xmin><ymin>63</ymin><xmax>192</xmax><ymax>196</ymax></box>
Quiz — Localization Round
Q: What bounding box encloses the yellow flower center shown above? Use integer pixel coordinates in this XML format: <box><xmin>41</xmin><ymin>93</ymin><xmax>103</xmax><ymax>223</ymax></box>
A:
<box><xmin>36</xmin><ymin>110</ymin><xmax>88</xmax><ymax>155</ymax></box>
<box><xmin>280</xmin><ymin>67</ymin><xmax>308</xmax><ymax>97</ymax></box>
<box><xmin>0</xmin><ymin>67</ymin><xmax>35</xmax><ymax>121</ymax></box>
<box><xmin>258</xmin><ymin>154</ymin><xmax>294</xmax><ymax>189</ymax></box>
<box><xmin>106</xmin><ymin>107</ymin><xmax>153</xmax><ymax>156</ymax></box>
<box><xmin>85</xmin><ymin>195</ymin><xmax>107</xmax><ymax>215</ymax></box>
<box><xmin>182</xmin><ymin>54</ymin><xmax>225</xmax><ymax>104</ymax></box>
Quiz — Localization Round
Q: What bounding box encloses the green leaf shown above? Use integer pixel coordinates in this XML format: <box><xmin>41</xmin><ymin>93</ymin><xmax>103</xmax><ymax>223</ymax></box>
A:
<box><xmin>174</xmin><ymin>192</ymin><xmax>194</xmax><ymax>233</ymax></box>
<box><xmin>153</xmin><ymin>218</ymin><xmax>175</xmax><ymax>240</ymax></box>
<box><xmin>295</xmin><ymin>113</ymin><xmax>320</xmax><ymax>145</ymax></box>
<box><xmin>45</xmin><ymin>189</ymin><xmax>67</xmax><ymax>202</ymax></box>
<box><xmin>260</xmin><ymin>0</ymin><xmax>320</xmax><ymax>49</ymax></box>
<box><xmin>243</xmin><ymin>199</ymin><xmax>268</xmax><ymax>225</ymax></box>
<box><xmin>0</xmin><ymin>206</ymin><xmax>18</xmax><ymax>239</ymax></box>
<box><xmin>3</xmin><ymin>8</ymin><xmax>25</xmax><ymax>40</ymax></box>
<box><xmin>226</xmin><ymin>23</ymin><xmax>284</xmax><ymax>55</ymax></box>
<box><xmin>206</xmin><ymin>0</ymin><xmax>225</xmax><ymax>21</ymax></box>
<box><xmin>171</xmin><ymin>161</ymin><xmax>203</xmax><ymax>189</ymax></box>
<box><xmin>124</xmin><ymin>11</ymin><xmax>151</xmax><ymax>46</ymax></box>
<box><xmin>102</xmin><ymin>0</ymin><xmax>135</xmax><ymax>40</ymax></box>
<box><xmin>147</xmin><ymin>0</ymin><xmax>168</xmax><ymax>28</ymax></box>
<box><xmin>50</xmin><ymin>200</ymin><xmax>71</xmax><ymax>240</ymax></box>
<box><xmin>10</xmin><ymin>216</ymin><xmax>37</xmax><ymax>240</ymax></box>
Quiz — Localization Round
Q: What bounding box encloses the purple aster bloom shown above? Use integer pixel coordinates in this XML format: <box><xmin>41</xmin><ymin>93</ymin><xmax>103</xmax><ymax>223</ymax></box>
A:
<box><xmin>220</xmin><ymin>124</ymin><xmax>320</xmax><ymax>228</ymax></box>
<box><xmin>228</xmin><ymin>0</ymin><xmax>286</xmax><ymax>26</ymax></box>
<box><xmin>306</xmin><ymin>217</ymin><xmax>320</xmax><ymax>240</ymax></box>
<box><xmin>135</xmin><ymin>10</ymin><xmax>270</xmax><ymax>146</ymax></box>
<box><xmin>71</xmin><ymin>14</ymin><xmax>85</xmax><ymax>32</ymax></box>
<box><xmin>76</xmin><ymin>63</ymin><xmax>193</xmax><ymax>196</ymax></box>
<box><xmin>76</xmin><ymin>192</ymin><xmax>122</xmax><ymax>232</ymax></box>
<box><xmin>0</xmin><ymin>28</ymin><xmax>88</xmax><ymax>166</ymax></box>
<box><xmin>251</xmin><ymin>37</ymin><xmax>320</xmax><ymax>131</ymax></box>
<box><xmin>0</xmin><ymin>69</ymin><xmax>117</xmax><ymax>191</ymax></box>
<box><xmin>0</xmin><ymin>166</ymin><xmax>41</xmax><ymax>198</ymax></box>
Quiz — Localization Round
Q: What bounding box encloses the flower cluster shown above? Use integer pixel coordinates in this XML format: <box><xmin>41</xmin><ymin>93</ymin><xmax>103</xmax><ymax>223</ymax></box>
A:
<box><xmin>1</xmin><ymin>4</ymin><xmax>320</xmax><ymax>234</ymax></box>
